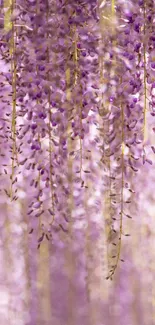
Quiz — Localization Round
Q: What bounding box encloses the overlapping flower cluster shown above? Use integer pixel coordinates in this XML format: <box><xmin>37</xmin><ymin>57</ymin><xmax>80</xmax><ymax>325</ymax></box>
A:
<box><xmin>0</xmin><ymin>0</ymin><xmax>154</xmax><ymax>280</ymax></box>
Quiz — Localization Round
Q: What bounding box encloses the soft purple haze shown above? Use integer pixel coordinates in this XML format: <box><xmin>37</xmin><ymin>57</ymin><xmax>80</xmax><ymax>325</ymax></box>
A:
<box><xmin>0</xmin><ymin>0</ymin><xmax>154</xmax><ymax>324</ymax></box>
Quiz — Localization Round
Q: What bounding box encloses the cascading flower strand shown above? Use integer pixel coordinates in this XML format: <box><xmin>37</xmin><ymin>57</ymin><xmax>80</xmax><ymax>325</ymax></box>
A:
<box><xmin>0</xmin><ymin>0</ymin><xmax>154</xmax><ymax>299</ymax></box>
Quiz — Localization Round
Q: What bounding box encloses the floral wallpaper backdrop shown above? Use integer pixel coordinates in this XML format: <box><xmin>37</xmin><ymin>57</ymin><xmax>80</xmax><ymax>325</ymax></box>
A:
<box><xmin>0</xmin><ymin>0</ymin><xmax>155</xmax><ymax>324</ymax></box>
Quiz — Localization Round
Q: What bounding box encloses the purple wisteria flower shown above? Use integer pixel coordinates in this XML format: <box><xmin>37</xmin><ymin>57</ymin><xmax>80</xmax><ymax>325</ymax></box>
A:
<box><xmin>0</xmin><ymin>0</ymin><xmax>154</xmax><ymax>324</ymax></box>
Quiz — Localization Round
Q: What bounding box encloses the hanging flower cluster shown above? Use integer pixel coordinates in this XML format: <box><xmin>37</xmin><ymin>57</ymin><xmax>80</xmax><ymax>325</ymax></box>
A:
<box><xmin>0</xmin><ymin>0</ymin><xmax>154</xmax><ymax>286</ymax></box>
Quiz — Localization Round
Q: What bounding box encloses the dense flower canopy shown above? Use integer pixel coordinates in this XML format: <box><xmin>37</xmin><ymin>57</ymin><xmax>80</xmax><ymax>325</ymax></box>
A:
<box><xmin>0</xmin><ymin>0</ymin><xmax>154</xmax><ymax>324</ymax></box>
